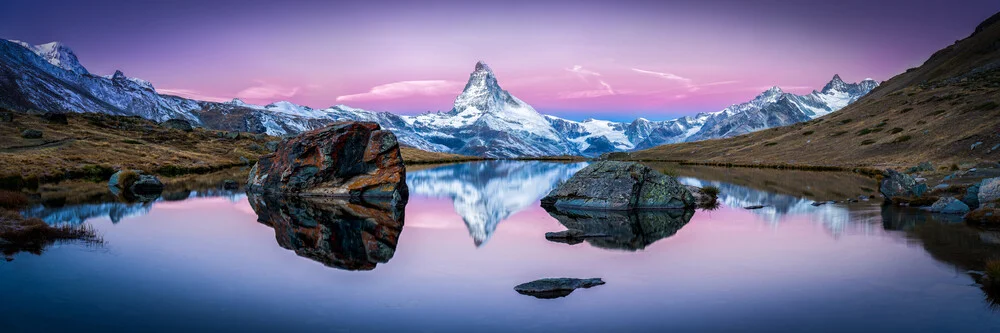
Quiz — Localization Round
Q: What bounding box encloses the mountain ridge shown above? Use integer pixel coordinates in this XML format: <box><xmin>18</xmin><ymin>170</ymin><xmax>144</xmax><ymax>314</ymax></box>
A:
<box><xmin>0</xmin><ymin>39</ymin><xmax>876</xmax><ymax>158</ymax></box>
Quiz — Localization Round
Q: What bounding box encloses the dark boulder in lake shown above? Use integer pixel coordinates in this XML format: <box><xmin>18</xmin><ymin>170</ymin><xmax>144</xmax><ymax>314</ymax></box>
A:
<box><xmin>247</xmin><ymin>122</ymin><xmax>408</xmax><ymax>205</ymax></box>
<box><xmin>543</xmin><ymin>206</ymin><xmax>694</xmax><ymax>251</ymax></box>
<box><xmin>248</xmin><ymin>194</ymin><xmax>404</xmax><ymax>271</ymax></box>
<box><xmin>514</xmin><ymin>278</ymin><xmax>605</xmax><ymax>299</ymax></box>
<box><xmin>880</xmin><ymin>169</ymin><xmax>927</xmax><ymax>200</ymax></box>
<box><xmin>541</xmin><ymin>161</ymin><xmax>694</xmax><ymax>210</ymax></box>
<box><xmin>108</xmin><ymin>170</ymin><xmax>164</xmax><ymax>202</ymax></box>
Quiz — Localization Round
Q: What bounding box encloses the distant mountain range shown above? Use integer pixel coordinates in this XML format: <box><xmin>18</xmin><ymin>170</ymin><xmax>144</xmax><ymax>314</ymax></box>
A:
<box><xmin>0</xmin><ymin>39</ymin><xmax>877</xmax><ymax>158</ymax></box>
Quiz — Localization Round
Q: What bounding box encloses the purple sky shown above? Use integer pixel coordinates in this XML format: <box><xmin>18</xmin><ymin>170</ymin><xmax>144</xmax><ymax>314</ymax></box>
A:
<box><xmin>2</xmin><ymin>0</ymin><xmax>998</xmax><ymax>121</ymax></box>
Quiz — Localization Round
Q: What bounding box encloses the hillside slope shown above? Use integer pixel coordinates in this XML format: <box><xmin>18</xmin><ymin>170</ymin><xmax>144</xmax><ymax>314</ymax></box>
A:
<box><xmin>629</xmin><ymin>12</ymin><xmax>1000</xmax><ymax>168</ymax></box>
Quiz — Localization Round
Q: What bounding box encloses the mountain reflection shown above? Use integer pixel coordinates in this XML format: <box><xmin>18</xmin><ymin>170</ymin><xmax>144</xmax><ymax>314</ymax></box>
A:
<box><xmin>406</xmin><ymin>161</ymin><xmax>588</xmax><ymax>246</ymax></box>
<box><xmin>248</xmin><ymin>194</ymin><xmax>404</xmax><ymax>271</ymax></box>
<box><xmin>23</xmin><ymin>189</ymin><xmax>245</xmax><ymax>225</ymax></box>
<box><xmin>543</xmin><ymin>207</ymin><xmax>695</xmax><ymax>251</ymax></box>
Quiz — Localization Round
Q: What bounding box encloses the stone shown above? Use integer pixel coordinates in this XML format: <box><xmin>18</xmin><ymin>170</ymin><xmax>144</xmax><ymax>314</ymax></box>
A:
<box><xmin>964</xmin><ymin>184</ymin><xmax>981</xmax><ymax>209</ymax></box>
<box><xmin>744</xmin><ymin>205</ymin><xmax>766</xmax><ymax>210</ymax></box>
<box><xmin>0</xmin><ymin>110</ymin><xmax>13</xmax><ymax>122</ymax></box>
<box><xmin>265</xmin><ymin>141</ymin><xmax>280</xmax><ymax>152</ymax></box>
<box><xmin>247</xmin><ymin>194</ymin><xmax>404</xmax><ymax>271</ymax></box>
<box><xmin>543</xmin><ymin>206</ymin><xmax>693</xmax><ymax>251</ymax></box>
<box><xmin>540</xmin><ymin>161</ymin><xmax>695</xmax><ymax>210</ymax></box>
<box><xmin>514</xmin><ymin>278</ymin><xmax>605</xmax><ymax>299</ymax></box>
<box><xmin>160</xmin><ymin>119</ymin><xmax>193</xmax><ymax>132</ymax></box>
<box><xmin>907</xmin><ymin>161</ymin><xmax>934</xmax><ymax>173</ymax></box>
<box><xmin>879</xmin><ymin>169</ymin><xmax>927</xmax><ymax>199</ymax></box>
<box><xmin>929</xmin><ymin>197</ymin><xmax>970</xmax><ymax>214</ymax></box>
<box><xmin>246</xmin><ymin>122</ymin><xmax>408</xmax><ymax>205</ymax></box>
<box><xmin>224</xmin><ymin>131</ymin><xmax>241</xmax><ymax>140</ymax></box>
<box><xmin>932</xmin><ymin>184</ymin><xmax>951</xmax><ymax>191</ymax></box>
<box><xmin>40</xmin><ymin>112</ymin><xmax>68</xmax><ymax>124</ymax></box>
<box><xmin>108</xmin><ymin>170</ymin><xmax>164</xmax><ymax>202</ymax></box>
<box><xmin>980</xmin><ymin>177</ymin><xmax>1000</xmax><ymax>205</ymax></box>
<box><xmin>20</xmin><ymin>129</ymin><xmax>42</xmax><ymax>139</ymax></box>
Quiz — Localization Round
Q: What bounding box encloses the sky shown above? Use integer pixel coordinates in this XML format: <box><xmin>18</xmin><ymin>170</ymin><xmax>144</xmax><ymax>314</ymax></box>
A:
<box><xmin>2</xmin><ymin>0</ymin><xmax>998</xmax><ymax>121</ymax></box>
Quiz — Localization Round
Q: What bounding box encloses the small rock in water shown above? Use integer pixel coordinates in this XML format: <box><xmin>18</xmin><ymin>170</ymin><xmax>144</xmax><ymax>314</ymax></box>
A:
<box><xmin>744</xmin><ymin>205</ymin><xmax>766</xmax><ymax>210</ymax></box>
<box><xmin>811</xmin><ymin>201</ymin><xmax>826</xmax><ymax>206</ymax></box>
<box><xmin>544</xmin><ymin>229</ymin><xmax>608</xmax><ymax>245</ymax></box>
<box><xmin>929</xmin><ymin>197</ymin><xmax>970</xmax><ymax>214</ymax></box>
<box><xmin>514</xmin><ymin>278</ymin><xmax>605</xmax><ymax>299</ymax></box>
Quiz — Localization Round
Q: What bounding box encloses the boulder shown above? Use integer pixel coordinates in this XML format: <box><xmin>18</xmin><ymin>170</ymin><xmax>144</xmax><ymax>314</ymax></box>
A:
<box><xmin>0</xmin><ymin>110</ymin><xmax>13</xmax><ymax>122</ymax></box>
<box><xmin>907</xmin><ymin>161</ymin><xmax>934</xmax><ymax>173</ymax></box>
<box><xmin>540</xmin><ymin>161</ymin><xmax>695</xmax><ymax>210</ymax></box>
<box><xmin>20</xmin><ymin>129</ymin><xmax>42</xmax><ymax>139</ymax></box>
<box><xmin>108</xmin><ymin>170</ymin><xmax>164</xmax><ymax>201</ymax></box>
<box><xmin>40</xmin><ymin>112</ymin><xmax>68</xmax><ymax>124</ymax></box>
<box><xmin>160</xmin><ymin>119</ymin><xmax>193</xmax><ymax>132</ymax></box>
<box><xmin>980</xmin><ymin>177</ymin><xmax>1000</xmax><ymax>205</ymax></box>
<box><xmin>224</xmin><ymin>131</ymin><xmax>240</xmax><ymax>140</ymax></box>
<box><xmin>514</xmin><ymin>278</ymin><xmax>605</xmax><ymax>299</ymax></box>
<box><xmin>247</xmin><ymin>194</ymin><xmax>404</xmax><ymax>271</ymax></box>
<box><xmin>879</xmin><ymin>169</ymin><xmax>927</xmax><ymax>199</ymax></box>
<box><xmin>246</xmin><ymin>122</ymin><xmax>408</xmax><ymax>205</ymax></box>
<box><xmin>964</xmin><ymin>184</ymin><xmax>981</xmax><ymax>209</ymax></box>
<box><xmin>929</xmin><ymin>197</ymin><xmax>971</xmax><ymax>214</ymax></box>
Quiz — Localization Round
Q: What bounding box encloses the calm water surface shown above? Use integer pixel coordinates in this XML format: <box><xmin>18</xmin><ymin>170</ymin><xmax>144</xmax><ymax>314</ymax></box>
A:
<box><xmin>2</xmin><ymin>161</ymin><xmax>1000</xmax><ymax>332</ymax></box>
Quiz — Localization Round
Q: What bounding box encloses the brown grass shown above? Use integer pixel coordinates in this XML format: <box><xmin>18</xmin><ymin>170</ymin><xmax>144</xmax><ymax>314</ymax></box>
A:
<box><xmin>0</xmin><ymin>210</ymin><xmax>102</xmax><ymax>259</ymax></box>
<box><xmin>400</xmin><ymin>146</ymin><xmax>485</xmax><ymax>164</ymax></box>
<box><xmin>0</xmin><ymin>190</ymin><xmax>29</xmax><ymax>209</ymax></box>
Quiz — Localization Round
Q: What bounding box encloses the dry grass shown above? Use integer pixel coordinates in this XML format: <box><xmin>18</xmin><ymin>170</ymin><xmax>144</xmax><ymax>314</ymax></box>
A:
<box><xmin>0</xmin><ymin>190</ymin><xmax>29</xmax><ymax>209</ymax></box>
<box><xmin>400</xmin><ymin>146</ymin><xmax>484</xmax><ymax>164</ymax></box>
<box><xmin>0</xmin><ymin>210</ymin><xmax>102</xmax><ymax>259</ymax></box>
<box><xmin>0</xmin><ymin>112</ymin><xmax>272</xmax><ymax>188</ymax></box>
<box><xmin>628</xmin><ymin>19</ymin><xmax>1000</xmax><ymax>170</ymax></box>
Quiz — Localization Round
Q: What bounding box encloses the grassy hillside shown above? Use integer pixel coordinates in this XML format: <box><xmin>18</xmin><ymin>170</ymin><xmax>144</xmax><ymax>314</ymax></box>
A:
<box><xmin>0</xmin><ymin>111</ymin><xmax>481</xmax><ymax>188</ymax></box>
<box><xmin>629</xmin><ymin>12</ymin><xmax>1000</xmax><ymax>169</ymax></box>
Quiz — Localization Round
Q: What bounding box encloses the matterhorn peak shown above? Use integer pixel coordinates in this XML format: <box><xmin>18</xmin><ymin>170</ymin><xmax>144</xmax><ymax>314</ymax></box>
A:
<box><xmin>474</xmin><ymin>61</ymin><xmax>493</xmax><ymax>73</ymax></box>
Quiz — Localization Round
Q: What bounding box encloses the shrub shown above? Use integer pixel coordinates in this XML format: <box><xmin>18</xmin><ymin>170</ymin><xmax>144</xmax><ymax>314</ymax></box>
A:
<box><xmin>764</xmin><ymin>142</ymin><xmax>778</xmax><ymax>146</ymax></box>
<box><xmin>899</xmin><ymin>107</ymin><xmax>913</xmax><ymax>114</ymax></box>
<box><xmin>701</xmin><ymin>185</ymin><xmax>720</xmax><ymax>197</ymax></box>
<box><xmin>840</xmin><ymin>119</ymin><xmax>853</xmax><ymax>124</ymax></box>
<box><xmin>831</xmin><ymin>131</ymin><xmax>848</xmax><ymax>137</ymax></box>
<box><xmin>916</xmin><ymin>120</ymin><xmax>927</xmax><ymax>125</ymax></box>
<box><xmin>0</xmin><ymin>190</ymin><xmax>29</xmax><ymax>209</ymax></box>
<box><xmin>861</xmin><ymin>139</ymin><xmax>876</xmax><ymax>145</ymax></box>
<box><xmin>857</xmin><ymin>128</ymin><xmax>873</xmax><ymax>136</ymax></box>
<box><xmin>802</xmin><ymin>130</ymin><xmax>814</xmax><ymax>136</ymax></box>
<box><xmin>890</xmin><ymin>127</ymin><xmax>904</xmax><ymax>134</ymax></box>
<box><xmin>951</xmin><ymin>164</ymin><xmax>960</xmax><ymax>171</ymax></box>
<box><xmin>121</xmin><ymin>139</ymin><xmax>144</xmax><ymax>145</ymax></box>
<box><xmin>930</xmin><ymin>110</ymin><xmax>946</xmax><ymax>116</ymax></box>
<box><xmin>81</xmin><ymin>165</ymin><xmax>115</xmax><ymax>182</ymax></box>
<box><xmin>975</xmin><ymin>101</ymin><xmax>998</xmax><ymax>111</ymax></box>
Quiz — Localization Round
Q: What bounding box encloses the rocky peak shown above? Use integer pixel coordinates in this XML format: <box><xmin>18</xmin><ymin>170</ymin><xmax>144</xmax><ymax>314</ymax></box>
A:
<box><xmin>111</xmin><ymin>70</ymin><xmax>127</xmax><ymax>81</ymax></box>
<box><xmin>452</xmin><ymin>61</ymin><xmax>507</xmax><ymax>114</ymax></box>
<box><xmin>822</xmin><ymin>74</ymin><xmax>849</xmax><ymax>93</ymax></box>
<box><xmin>11</xmin><ymin>40</ymin><xmax>89</xmax><ymax>75</ymax></box>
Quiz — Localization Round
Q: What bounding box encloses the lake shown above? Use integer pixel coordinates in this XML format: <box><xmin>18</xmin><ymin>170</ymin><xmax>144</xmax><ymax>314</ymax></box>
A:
<box><xmin>3</xmin><ymin>161</ymin><xmax>1000</xmax><ymax>332</ymax></box>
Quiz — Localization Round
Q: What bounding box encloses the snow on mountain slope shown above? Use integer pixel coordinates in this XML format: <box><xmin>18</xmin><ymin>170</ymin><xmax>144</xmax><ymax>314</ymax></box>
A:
<box><xmin>0</xmin><ymin>39</ymin><xmax>878</xmax><ymax>158</ymax></box>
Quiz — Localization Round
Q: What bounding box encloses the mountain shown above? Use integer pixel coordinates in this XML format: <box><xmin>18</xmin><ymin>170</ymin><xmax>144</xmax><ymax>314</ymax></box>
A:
<box><xmin>628</xmin><ymin>12</ymin><xmax>1000</xmax><ymax>168</ymax></box>
<box><xmin>0</xmin><ymin>38</ymin><xmax>875</xmax><ymax>158</ymax></box>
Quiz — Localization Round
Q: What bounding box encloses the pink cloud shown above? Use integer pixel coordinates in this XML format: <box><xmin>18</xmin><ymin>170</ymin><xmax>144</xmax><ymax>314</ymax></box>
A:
<box><xmin>336</xmin><ymin>80</ymin><xmax>464</xmax><ymax>102</ymax></box>
<box><xmin>156</xmin><ymin>88</ymin><xmax>231</xmax><ymax>102</ymax></box>
<box><xmin>236</xmin><ymin>81</ymin><xmax>301</xmax><ymax>100</ymax></box>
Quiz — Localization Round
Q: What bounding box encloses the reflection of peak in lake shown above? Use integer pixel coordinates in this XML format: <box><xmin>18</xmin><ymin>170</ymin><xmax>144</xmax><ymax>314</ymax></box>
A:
<box><xmin>22</xmin><ymin>190</ymin><xmax>246</xmax><ymax>225</ymax></box>
<box><xmin>406</xmin><ymin>161</ymin><xmax>588</xmax><ymax>246</ymax></box>
<box><xmin>248</xmin><ymin>194</ymin><xmax>404</xmax><ymax>271</ymax></box>
<box><xmin>543</xmin><ymin>207</ymin><xmax>695</xmax><ymax>251</ymax></box>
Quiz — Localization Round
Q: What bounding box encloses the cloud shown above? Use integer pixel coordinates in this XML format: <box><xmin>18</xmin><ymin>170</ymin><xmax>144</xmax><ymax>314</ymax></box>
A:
<box><xmin>336</xmin><ymin>80</ymin><xmax>463</xmax><ymax>102</ymax></box>
<box><xmin>631</xmin><ymin>68</ymin><xmax>693</xmax><ymax>85</ymax></box>
<box><xmin>599</xmin><ymin>80</ymin><xmax>615</xmax><ymax>94</ymax></box>
<box><xmin>567</xmin><ymin>65</ymin><xmax>601</xmax><ymax>78</ymax></box>
<box><xmin>236</xmin><ymin>81</ymin><xmax>301</xmax><ymax>100</ymax></box>
<box><xmin>156</xmin><ymin>88</ymin><xmax>231</xmax><ymax>102</ymax></box>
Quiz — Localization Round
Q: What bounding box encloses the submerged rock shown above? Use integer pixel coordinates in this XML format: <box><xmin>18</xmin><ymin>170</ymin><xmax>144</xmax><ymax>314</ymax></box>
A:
<box><xmin>540</xmin><ymin>161</ymin><xmax>694</xmax><ymax>210</ymax></box>
<box><xmin>929</xmin><ymin>197</ymin><xmax>971</xmax><ymax>214</ymax></box>
<box><xmin>248</xmin><ymin>194</ymin><xmax>404</xmax><ymax>271</ymax></box>
<box><xmin>543</xmin><ymin>206</ymin><xmax>694</xmax><ymax>251</ymax></box>
<box><xmin>880</xmin><ymin>169</ymin><xmax>927</xmax><ymax>199</ymax></box>
<box><xmin>514</xmin><ymin>278</ymin><xmax>605</xmax><ymax>299</ymax></box>
<box><xmin>160</xmin><ymin>119</ymin><xmax>193</xmax><ymax>132</ymax></box>
<box><xmin>247</xmin><ymin>122</ymin><xmax>408</xmax><ymax>205</ymax></box>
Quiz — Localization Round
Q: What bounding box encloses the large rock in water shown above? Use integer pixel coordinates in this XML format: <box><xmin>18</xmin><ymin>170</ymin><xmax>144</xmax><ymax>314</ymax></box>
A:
<box><xmin>879</xmin><ymin>169</ymin><xmax>927</xmax><ymax>199</ymax></box>
<box><xmin>979</xmin><ymin>177</ymin><xmax>1000</xmax><ymax>205</ymax></box>
<box><xmin>540</xmin><ymin>161</ymin><xmax>695</xmax><ymax>210</ymax></box>
<box><xmin>514</xmin><ymin>278</ymin><xmax>605</xmax><ymax>299</ymax></box>
<box><xmin>929</xmin><ymin>197</ymin><xmax>970</xmax><ymax>214</ymax></box>
<box><xmin>247</xmin><ymin>122</ymin><xmax>408</xmax><ymax>204</ymax></box>
<box><xmin>544</xmin><ymin>206</ymin><xmax>694</xmax><ymax>251</ymax></box>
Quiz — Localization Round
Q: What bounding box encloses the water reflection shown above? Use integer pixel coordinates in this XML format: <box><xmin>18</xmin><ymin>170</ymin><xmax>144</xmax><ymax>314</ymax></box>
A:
<box><xmin>543</xmin><ymin>207</ymin><xmax>694</xmax><ymax>251</ymax></box>
<box><xmin>23</xmin><ymin>189</ymin><xmax>245</xmax><ymax>225</ymax></box>
<box><xmin>247</xmin><ymin>194</ymin><xmax>404</xmax><ymax>271</ymax></box>
<box><xmin>406</xmin><ymin>161</ymin><xmax>587</xmax><ymax>246</ymax></box>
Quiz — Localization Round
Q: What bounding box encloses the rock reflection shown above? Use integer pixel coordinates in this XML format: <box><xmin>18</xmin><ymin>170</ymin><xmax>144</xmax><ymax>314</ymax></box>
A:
<box><xmin>542</xmin><ymin>207</ymin><xmax>694</xmax><ymax>251</ymax></box>
<box><xmin>248</xmin><ymin>194</ymin><xmax>404</xmax><ymax>271</ymax></box>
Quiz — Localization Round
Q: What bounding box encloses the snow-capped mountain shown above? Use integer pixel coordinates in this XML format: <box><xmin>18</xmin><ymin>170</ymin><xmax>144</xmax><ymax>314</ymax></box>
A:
<box><xmin>0</xmin><ymin>39</ymin><xmax>878</xmax><ymax>158</ymax></box>
<box><xmin>406</xmin><ymin>161</ymin><xmax>587</xmax><ymax>246</ymax></box>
